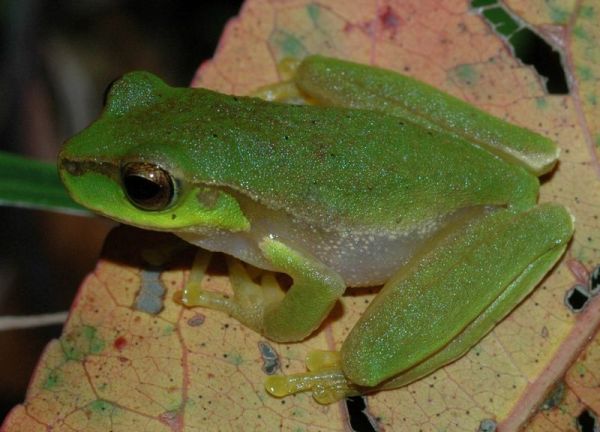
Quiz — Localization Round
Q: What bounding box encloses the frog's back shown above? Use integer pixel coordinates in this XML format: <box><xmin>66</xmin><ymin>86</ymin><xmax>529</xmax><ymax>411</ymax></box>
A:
<box><xmin>91</xmin><ymin>82</ymin><xmax>537</xmax><ymax>234</ymax></box>
<box><xmin>144</xmin><ymin>88</ymin><xmax>538</xmax><ymax>234</ymax></box>
<box><xmin>60</xmin><ymin>73</ymin><xmax>542</xmax><ymax>286</ymax></box>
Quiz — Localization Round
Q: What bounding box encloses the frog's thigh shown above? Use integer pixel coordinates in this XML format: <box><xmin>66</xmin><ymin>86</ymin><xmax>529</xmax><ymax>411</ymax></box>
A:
<box><xmin>341</xmin><ymin>204</ymin><xmax>573</xmax><ymax>388</ymax></box>
<box><xmin>259</xmin><ymin>238</ymin><xmax>345</xmax><ymax>342</ymax></box>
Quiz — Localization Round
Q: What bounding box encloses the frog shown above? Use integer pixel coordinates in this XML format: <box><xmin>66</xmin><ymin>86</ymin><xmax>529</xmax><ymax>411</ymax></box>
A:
<box><xmin>58</xmin><ymin>55</ymin><xmax>574</xmax><ymax>403</ymax></box>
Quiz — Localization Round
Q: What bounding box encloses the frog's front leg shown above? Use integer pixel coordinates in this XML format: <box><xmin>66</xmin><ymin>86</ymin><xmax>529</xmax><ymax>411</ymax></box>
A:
<box><xmin>266</xmin><ymin>204</ymin><xmax>573</xmax><ymax>402</ymax></box>
<box><xmin>258</xmin><ymin>239</ymin><xmax>346</xmax><ymax>341</ymax></box>
<box><xmin>183</xmin><ymin>238</ymin><xmax>346</xmax><ymax>343</ymax></box>
<box><xmin>181</xmin><ymin>250</ymin><xmax>280</xmax><ymax>331</ymax></box>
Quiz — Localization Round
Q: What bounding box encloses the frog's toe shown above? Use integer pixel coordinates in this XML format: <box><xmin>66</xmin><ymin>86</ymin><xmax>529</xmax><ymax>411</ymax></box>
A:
<box><xmin>265</xmin><ymin>350</ymin><xmax>361</xmax><ymax>404</ymax></box>
<box><xmin>180</xmin><ymin>250</ymin><xmax>284</xmax><ymax>333</ymax></box>
<box><xmin>180</xmin><ymin>277</ymin><xmax>266</xmax><ymax>332</ymax></box>
<box><xmin>179</xmin><ymin>281</ymin><xmax>231</xmax><ymax>309</ymax></box>
<box><xmin>178</xmin><ymin>250</ymin><xmax>234</xmax><ymax>309</ymax></box>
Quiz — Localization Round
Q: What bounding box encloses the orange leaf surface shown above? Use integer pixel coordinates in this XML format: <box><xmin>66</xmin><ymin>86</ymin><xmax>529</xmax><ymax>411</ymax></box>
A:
<box><xmin>3</xmin><ymin>0</ymin><xmax>600</xmax><ymax>430</ymax></box>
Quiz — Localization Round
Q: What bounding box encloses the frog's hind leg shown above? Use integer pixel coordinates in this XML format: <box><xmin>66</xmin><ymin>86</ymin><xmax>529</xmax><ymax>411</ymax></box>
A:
<box><xmin>266</xmin><ymin>350</ymin><xmax>363</xmax><ymax>404</ymax></box>
<box><xmin>181</xmin><ymin>250</ymin><xmax>283</xmax><ymax>332</ymax></box>
<box><xmin>265</xmin><ymin>204</ymin><xmax>573</xmax><ymax>403</ymax></box>
<box><xmin>339</xmin><ymin>204</ymin><xmax>572</xmax><ymax>389</ymax></box>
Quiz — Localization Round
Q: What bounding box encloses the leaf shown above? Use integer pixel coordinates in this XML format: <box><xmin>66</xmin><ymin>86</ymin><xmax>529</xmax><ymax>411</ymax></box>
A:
<box><xmin>525</xmin><ymin>325</ymin><xmax>600</xmax><ymax>431</ymax></box>
<box><xmin>3</xmin><ymin>0</ymin><xmax>600</xmax><ymax>431</ymax></box>
<box><xmin>0</xmin><ymin>151</ymin><xmax>89</xmax><ymax>215</ymax></box>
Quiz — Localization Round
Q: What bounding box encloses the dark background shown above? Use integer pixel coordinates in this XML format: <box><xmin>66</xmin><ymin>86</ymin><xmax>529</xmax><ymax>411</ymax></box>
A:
<box><xmin>0</xmin><ymin>0</ymin><xmax>243</xmax><ymax>421</ymax></box>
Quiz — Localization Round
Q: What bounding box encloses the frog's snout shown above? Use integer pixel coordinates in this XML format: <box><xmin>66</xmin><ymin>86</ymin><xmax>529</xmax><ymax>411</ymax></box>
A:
<box><xmin>59</xmin><ymin>158</ymin><xmax>84</xmax><ymax>176</ymax></box>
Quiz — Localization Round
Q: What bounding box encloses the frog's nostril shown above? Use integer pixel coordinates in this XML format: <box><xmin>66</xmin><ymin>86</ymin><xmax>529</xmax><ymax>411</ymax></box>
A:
<box><xmin>60</xmin><ymin>160</ymin><xmax>84</xmax><ymax>176</ymax></box>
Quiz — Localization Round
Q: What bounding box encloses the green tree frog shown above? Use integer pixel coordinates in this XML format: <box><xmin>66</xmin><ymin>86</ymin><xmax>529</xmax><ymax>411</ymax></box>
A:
<box><xmin>59</xmin><ymin>56</ymin><xmax>574</xmax><ymax>403</ymax></box>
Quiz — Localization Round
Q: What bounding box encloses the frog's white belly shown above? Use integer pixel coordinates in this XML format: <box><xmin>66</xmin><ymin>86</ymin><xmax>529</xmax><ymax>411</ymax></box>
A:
<box><xmin>181</xmin><ymin>226</ymin><xmax>422</xmax><ymax>286</ymax></box>
<box><xmin>177</xmin><ymin>196</ymin><xmax>481</xmax><ymax>287</ymax></box>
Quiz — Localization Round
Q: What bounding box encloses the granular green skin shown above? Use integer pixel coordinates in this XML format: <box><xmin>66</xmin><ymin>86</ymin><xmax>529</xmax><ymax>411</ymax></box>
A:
<box><xmin>62</xmin><ymin>71</ymin><xmax>538</xmax><ymax>233</ymax></box>
<box><xmin>58</xmin><ymin>58</ymin><xmax>575</xmax><ymax>397</ymax></box>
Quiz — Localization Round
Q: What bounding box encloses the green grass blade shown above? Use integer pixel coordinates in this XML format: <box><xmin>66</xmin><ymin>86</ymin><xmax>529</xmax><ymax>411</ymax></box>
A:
<box><xmin>0</xmin><ymin>151</ymin><xmax>91</xmax><ymax>215</ymax></box>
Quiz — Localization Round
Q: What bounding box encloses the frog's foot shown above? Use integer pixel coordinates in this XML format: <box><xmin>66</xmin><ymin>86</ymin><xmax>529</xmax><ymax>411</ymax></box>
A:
<box><xmin>250</xmin><ymin>58</ymin><xmax>317</xmax><ymax>104</ymax></box>
<box><xmin>180</xmin><ymin>250</ymin><xmax>283</xmax><ymax>334</ymax></box>
<box><xmin>265</xmin><ymin>350</ymin><xmax>363</xmax><ymax>404</ymax></box>
<box><xmin>182</xmin><ymin>240</ymin><xmax>345</xmax><ymax>343</ymax></box>
<box><xmin>251</xmin><ymin>81</ymin><xmax>304</xmax><ymax>103</ymax></box>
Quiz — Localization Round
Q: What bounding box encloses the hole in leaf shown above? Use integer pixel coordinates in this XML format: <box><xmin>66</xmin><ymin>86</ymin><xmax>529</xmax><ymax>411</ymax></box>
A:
<box><xmin>346</xmin><ymin>396</ymin><xmax>378</xmax><ymax>432</ymax></box>
<box><xmin>509</xmin><ymin>29</ymin><xmax>568</xmax><ymax>94</ymax></box>
<box><xmin>471</xmin><ymin>0</ymin><xmax>569</xmax><ymax>94</ymax></box>
<box><xmin>589</xmin><ymin>265</ymin><xmax>600</xmax><ymax>296</ymax></box>
<box><xmin>576</xmin><ymin>409</ymin><xmax>598</xmax><ymax>432</ymax></box>
<box><xmin>471</xmin><ymin>0</ymin><xmax>498</xmax><ymax>7</ymax></box>
<box><xmin>565</xmin><ymin>285</ymin><xmax>590</xmax><ymax>312</ymax></box>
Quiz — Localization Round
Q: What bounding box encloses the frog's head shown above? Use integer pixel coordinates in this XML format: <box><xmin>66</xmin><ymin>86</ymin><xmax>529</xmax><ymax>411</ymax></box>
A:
<box><xmin>58</xmin><ymin>71</ymin><xmax>250</xmax><ymax>233</ymax></box>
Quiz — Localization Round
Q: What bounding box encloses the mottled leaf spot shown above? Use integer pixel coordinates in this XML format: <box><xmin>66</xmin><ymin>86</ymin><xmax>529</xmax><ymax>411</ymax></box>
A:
<box><xmin>42</xmin><ymin>370</ymin><xmax>61</xmax><ymax>390</ymax></box>
<box><xmin>306</xmin><ymin>3</ymin><xmax>320</xmax><ymax>24</ymax></box>
<box><xmin>89</xmin><ymin>399</ymin><xmax>117</xmax><ymax>415</ymax></box>
<box><xmin>258</xmin><ymin>340</ymin><xmax>280</xmax><ymax>375</ymax></box>
<box><xmin>273</xmin><ymin>30</ymin><xmax>306</xmax><ymax>58</ymax></box>
<box><xmin>573</xmin><ymin>26</ymin><xmax>589</xmax><ymax>40</ymax></box>
<box><xmin>379</xmin><ymin>5</ymin><xmax>401</xmax><ymax>31</ymax></box>
<box><xmin>535</xmin><ymin>97</ymin><xmax>548</xmax><ymax>109</ymax></box>
<box><xmin>134</xmin><ymin>266</ymin><xmax>165</xmax><ymax>314</ymax></box>
<box><xmin>159</xmin><ymin>410</ymin><xmax>183</xmax><ymax>429</ymax></box>
<box><xmin>61</xmin><ymin>325</ymin><xmax>105</xmax><ymax>361</ymax></box>
<box><xmin>225</xmin><ymin>351</ymin><xmax>244</xmax><ymax>366</ymax></box>
<box><xmin>540</xmin><ymin>381</ymin><xmax>565</xmax><ymax>410</ymax></box>
<box><xmin>580</xmin><ymin>5</ymin><xmax>595</xmax><ymax>19</ymax></box>
<box><xmin>548</xmin><ymin>3</ymin><xmax>569</xmax><ymax>24</ymax></box>
<box><xmin>113</xmin><ymin>336</ymin><xmax>127</xmax><ymax>351</ymax></box>
<box><xmin>451</xmin><ymin>64</ymin><xmax>479</xmax><ymax>86</ymax></box>
<box><xmin>187</xmin><ymin>313</ymin><xmax>206</xmax><ymax>327</ymax></box>
<box><xmin>478</xmin><ymin>418</ymin><xmax>497</xmax><ymax>432</ymax></box>
<box><xmin>577</xmin><ymin>66</ymin><xmax>594</xmax><ymax>81</ymax></box>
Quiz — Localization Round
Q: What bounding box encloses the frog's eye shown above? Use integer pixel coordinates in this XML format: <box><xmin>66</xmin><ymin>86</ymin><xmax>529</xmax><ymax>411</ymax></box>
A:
<box><xmin>121</xmin><ymin>162</ymin><xmax>175</xmax><ymax>211</ymax></box>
